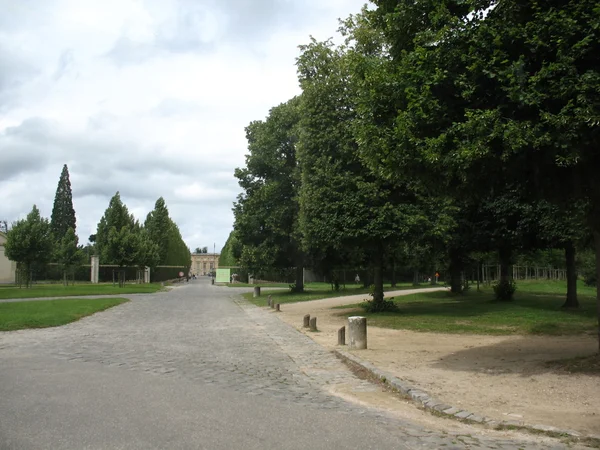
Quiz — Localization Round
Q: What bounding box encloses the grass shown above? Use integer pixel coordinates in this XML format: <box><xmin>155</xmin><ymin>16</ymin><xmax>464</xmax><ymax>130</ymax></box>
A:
<box><xmin>0</xmin><ymin>283</ymin><xmax>165</xmax><ymax>300</ymax></box>
<box><xmin>241</xmin><ymin>282</ymin><xmax>433</xmax><ymax>307</ymax></box>
<box><xmin>0</xmin><ymin>297</ymin><xmax>129</xmax><ymax>331</ymax></box>
<box><xmin>334</xmin><ymin>279</ymin><xmax>597</xmax><ymax>336</ymax></box>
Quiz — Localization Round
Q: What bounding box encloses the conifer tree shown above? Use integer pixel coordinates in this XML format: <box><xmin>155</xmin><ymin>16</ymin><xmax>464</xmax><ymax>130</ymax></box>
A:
<box><xmin>50</xmin><ymin>164</ymin><xmax>76</xmax><ymax>240</ymax></box>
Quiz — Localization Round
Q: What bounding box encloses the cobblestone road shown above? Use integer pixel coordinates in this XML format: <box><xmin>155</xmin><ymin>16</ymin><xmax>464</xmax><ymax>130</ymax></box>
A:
<box><xmin>0</xmin><ymin>280</ymin><xmax>586</xmax><ymax>449</ymax></box>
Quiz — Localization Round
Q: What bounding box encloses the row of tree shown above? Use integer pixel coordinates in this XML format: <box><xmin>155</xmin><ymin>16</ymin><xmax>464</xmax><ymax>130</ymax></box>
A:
<box><xmin>229</xmin><ymin>1</ymin><xmax>599</xmax><ymax>346</ymax></box>
<box><xmin>4</xmin><ymin>165</ymin><xmax>191</xmax><ymax>286</ymax></box>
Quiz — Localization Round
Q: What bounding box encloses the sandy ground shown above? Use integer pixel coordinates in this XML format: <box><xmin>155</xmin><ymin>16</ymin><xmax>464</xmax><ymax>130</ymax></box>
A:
<box><xmin>274</xmin><ymin>288</ymin><xmax>600</xmax><ymax>436</ymax></box>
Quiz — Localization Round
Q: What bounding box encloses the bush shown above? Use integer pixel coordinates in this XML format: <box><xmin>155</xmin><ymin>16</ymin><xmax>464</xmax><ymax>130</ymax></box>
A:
<box><xmin>493</xmin><ymin>279</ymin><xmax>517</xmax><ymax>301</ymax></box>
<box><xmin>361</xmin><ymin>285</ymin><xmax>398</xmax><ymax>312</ymax></box>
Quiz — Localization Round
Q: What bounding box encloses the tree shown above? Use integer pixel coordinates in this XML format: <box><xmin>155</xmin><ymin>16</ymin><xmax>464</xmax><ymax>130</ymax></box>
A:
<box><xmin>145</xmin><ymin>197</ymin><xmax>171</xmax><ymax>264</ymax></box>
<box><xmin>105</xmin><ymin>225</ymin><xmax>138</xmax><ymax>287</ymax></box>
<box><xmin>56</xmin><ymin>227</ymin><xmax>84</xmax><ymax>286</ymax></box>
<box><xmin>50</xmin><ymin>164</ymin><xmax>76</xmax><ymax>241</ymax></box>
<box><xmin>296</xmin><ymin>37</ymin><xmax>453</xmax><ymax>307</ymax></box>
<box><xmin>4</xmin><ymin>205</ymin><xmax>54</xmax><ymax>287</ymax></box>
<box><xmin>233</xmin><ymin>97</ymin><xmax>305</xmax><ymax>291</ymax></box>
<box><xmin>134</xmin><ymin>229</ymin><xmax>160</xmax><ymax>282</ymax></box>
<box><xmin>95</xmin><ymin>192</ymin><xmax>135</xmax><ymax>264</ymax></box>
<box><xmin>219</xmin><ymin>231</ymin><xmax>241</xmax><ymax>267</ymax></box>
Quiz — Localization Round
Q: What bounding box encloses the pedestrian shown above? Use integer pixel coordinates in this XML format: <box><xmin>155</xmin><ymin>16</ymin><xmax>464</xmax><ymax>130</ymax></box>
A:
<box><xmin>354</xmin><ymin>273</ymin><xmax>360</xmax><ymax>284</ymax></box>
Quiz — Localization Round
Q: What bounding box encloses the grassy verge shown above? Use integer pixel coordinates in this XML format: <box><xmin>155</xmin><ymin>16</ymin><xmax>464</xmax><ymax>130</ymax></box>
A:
<box><xmin>335</xmin><ymin>280</ymin><xmax>596</xmax><ymax>336</ymax></box>
<box><xmin>0</xmin><ymin>283</ymin><xmax>165</xmax><ymax>300</ymax></box>
<box><xmin>0</xmin><ymin>298</ymin><xmax>129</xmax><ymax>331</ymax></box>
<box><xmin>242</xmin><ymin>282</ymin><xmax>432</xmax><ymax>307</ymax></box>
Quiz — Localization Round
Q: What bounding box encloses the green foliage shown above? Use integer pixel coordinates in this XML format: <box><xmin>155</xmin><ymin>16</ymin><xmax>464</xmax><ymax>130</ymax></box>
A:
<box><xmin>4</xmin><ymin>205</ymin><xmax>54</xmax><ymax>287</ymax></box>
<box><xmin>56</xmin><ymin>228</ymin><xmax>84</xmax><ymax>286</ymax></box>
<box><xmin>50</xmin><ymin>164</ymin><xmax>76</xmax><ymax>241</ymax></box>
<box><xmin>233</xmin><ymin>97</ymin><xmax>305</xmax><ymax>289</ymax></box>
<box><xmin>95</xmin><ymin>192</ymin><xmax>135</xmax><ymax>264</ymax></box>
<box><xmin>361</xmin><ymin>285</ymin><xmax>398</xmax><ymax>312</ymax></box>
<box><xmin>135</xmin><ymin>229</ymin><xmax>160</xmax><ymax>270</ymax></box>
<box><xmin>219</xmin><ymin>231</ymin><xmax>241</xmax><ymax>267</ymax></box>
<box><xmin>145</xmin><ymin>198</ymin><xmax>191</xmax><ymax>269</ymax></box>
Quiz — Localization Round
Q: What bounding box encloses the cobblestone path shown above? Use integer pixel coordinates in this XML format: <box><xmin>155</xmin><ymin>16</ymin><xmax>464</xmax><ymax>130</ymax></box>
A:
<box><xmin>0</xmin><ymin>280</ymin><xmax>584</xmax><ymax>449</ymax></box>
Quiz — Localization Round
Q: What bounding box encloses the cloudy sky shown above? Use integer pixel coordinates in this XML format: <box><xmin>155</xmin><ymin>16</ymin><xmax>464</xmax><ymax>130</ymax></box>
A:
<box><xmin>0</xmin><ymin>0</ymin><xmax>365</xmax><ymax>253</ymax></box>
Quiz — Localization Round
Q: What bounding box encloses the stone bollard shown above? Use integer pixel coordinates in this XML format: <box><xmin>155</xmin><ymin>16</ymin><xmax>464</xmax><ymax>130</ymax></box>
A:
<box><xmin>270</xmin><ymin>299</ymin><xmax>275</xmax><ymax>309</ymax></box>
<box><xmin>253</xmin><ymin>286</ymin><xmax>261</xmax><ymax>298</ymax></box>
<box><xmin>303</xmin><ymin>314</ymin><xmax>310</xmax><ymax>328</ymax></box>
<box><xmin>267</xmin><ymin>295</ymin><xmax>272</xmax><ymax>307</ymax></box>
<box><xmin>337</xmin><ymin>326</ymin><xmax>346</xmax><ymax>345</ymax></box>
<box><xmin>348</xmin><ymin>316</ymin><xmax>367</xmax><ymax>349</ymax></box>
<box><xmin>309</xmin><ymin>317</ymin><xmax>317</xmax><ymax>332</ymax></box>
<box><xmin>275</xmin><ymin>303</ymin><xmax>280</xmax><ymax>312</ymax></box>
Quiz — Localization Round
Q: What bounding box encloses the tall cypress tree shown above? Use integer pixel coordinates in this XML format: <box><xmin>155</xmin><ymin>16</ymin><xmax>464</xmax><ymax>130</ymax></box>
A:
<box><xmin>50</xmin><ymin>164</ymin><xmax>76</xmax><ymax>240</ymax></box>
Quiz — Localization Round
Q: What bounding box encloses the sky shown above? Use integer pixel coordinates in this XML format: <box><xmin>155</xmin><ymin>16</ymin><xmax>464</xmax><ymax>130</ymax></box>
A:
<box><xmin>0</xmin><ymin>0</ymin><xmax>366</xmax><ymax>253</ymax></box>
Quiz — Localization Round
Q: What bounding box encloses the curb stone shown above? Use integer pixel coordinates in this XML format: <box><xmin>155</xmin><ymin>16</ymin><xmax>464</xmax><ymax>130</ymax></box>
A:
<box><xmin>333</xmin><ymin>349</ymin><xmax>591</xmax><ymax>442</ymax></box>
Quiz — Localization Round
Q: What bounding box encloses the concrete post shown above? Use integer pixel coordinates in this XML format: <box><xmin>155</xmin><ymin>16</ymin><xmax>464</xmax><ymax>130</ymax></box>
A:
<box><xmin>309</xmin><ymin>317</ymin><xmax>317</xmax><ymax>332</ymax></box>
<box><xmin>303</xmin><ymin>314</ymin><xmax>310</xmax><ymax>328</ymax></box>
<box><xmin>338</xmin><ymin>326</ymin><xmax>346</xmax><ymax>345</ymax></box>
<box><xmin>275</xmin><ymin>303</ymin><xmax>280</xmax><ymax>312</ymax></box>
<box><xmin>90</xmin><ymin>255</ymin><xmax>99</xmax><ymax>284</ymax></box>
<box><xmin>253</xmin><ymin>286</ymin><xmax>261</xmax><ymax>297</ymax></box>
<box><xmin>267</xmin><ymin>295</ymin><xmax>272</xmax><ymax>307</ymax></box>
<box><xmin>348</xmin><ymin>316</ymin><xmax>367</xmax><ymax>349</ymax></box>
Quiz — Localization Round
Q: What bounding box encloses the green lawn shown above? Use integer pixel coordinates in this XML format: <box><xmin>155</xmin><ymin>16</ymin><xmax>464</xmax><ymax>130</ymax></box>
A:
<box><xmin>0</xmin><ymin>298</ymin><xmax>129</xmax><ymax>331</ymax></box>
<box><xmin>242</xmin><ymin>282</ymin><xmax>431</xmax><ymax>307</ymax></box>
<box><xmin>336</xmin><ymin>280</ymin><xmax>597</xmax><ymax>336</ymax></box>
<box><xmin>0</xmin><ymin>283</ymin><xmax>165</xmax><ymax>300</ymax></box>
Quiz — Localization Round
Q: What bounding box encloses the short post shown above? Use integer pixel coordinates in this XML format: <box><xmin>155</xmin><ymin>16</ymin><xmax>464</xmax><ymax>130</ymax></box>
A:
<box><xmin>337</xmin><ymin>326</ymin><xmax>346</xmax><ymax>346</ymax></box>
<box><xmin>309</xmin><ymin>317</ymin><xmax>317</xmax><ymax>332</ymax></box>
<box><xmin>275</xmin><ymin>303</ymin><xmax>280</xmax><ymax>312</ymax></box>
<box><xmin>253</xmin><ymin>286</ymin><xmax>261</xmax><ymax>298</ymax></box>
<box><xmin>270</xmin><ymin>299</ymin><xmax>275</xmax><ymax>309</ymax></box>
<box><xmin>303</xmin><ymin>314</ymin><xmax>310</xmax><ymax>328</ymax></box>
<box><xmin>348</xmin><ymin>316</ymin><xmax>367</xmax><ymax>349</ymax></box>
<box><xmin>267</xmin><ymin>295</ymin><xmax>272</xmax><ymax>307</ymax></box>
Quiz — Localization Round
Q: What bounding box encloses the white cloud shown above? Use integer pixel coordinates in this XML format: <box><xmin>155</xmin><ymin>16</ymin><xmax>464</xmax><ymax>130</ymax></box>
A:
<box><xmin>0</xmin><ymin>0</ymin><xmax>366</xmax><ymax>252</ymax></box>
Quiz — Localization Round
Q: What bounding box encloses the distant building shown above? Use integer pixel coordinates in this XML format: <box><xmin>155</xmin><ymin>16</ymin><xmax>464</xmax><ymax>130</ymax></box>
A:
<box><xmin>0</xmin><ymin>231</ymin><xmax>17</xmax><ymax>284</ymax></box>
<box><xmin>191</xmin><ymin>252</ymin><xmax>219</xmax><ymax>276</ymax></box>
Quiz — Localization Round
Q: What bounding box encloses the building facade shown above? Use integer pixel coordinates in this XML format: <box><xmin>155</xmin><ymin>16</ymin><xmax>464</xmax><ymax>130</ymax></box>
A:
<box><xmin>190</xmin><ymin>252</ymin><xmax>219</xmax><ymax>276</ymax></box>
<box><xmin>0</xmin><ymin>231</ymin><xmax>16</xmax><ymax>284</ymax></box>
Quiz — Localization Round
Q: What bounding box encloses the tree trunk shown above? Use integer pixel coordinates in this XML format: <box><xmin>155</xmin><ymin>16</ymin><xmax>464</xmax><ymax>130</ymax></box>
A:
<box><xmin>391</xmin><ymin>259</ymin><xmax>397</xmax><ymax>288</ymax></box>
<box><xmin>294</xmin><ymin>264</ymin><xmax>304</xmax><ymax>292</ymax></box>
<box><xmin>562</xmin><ymin>241</ymin><xmax>579</xmax><ymax>308</ymax></box>
<box><xmin>594</xmin><ymin>231</ymin><xmax>600</xmax><ymax>353</ymax></box>
<box><xmin>372</xmin><ymin>253</ymin><xmax>384</xmax><ymax>305</ymax></box>
<box><xmin>497</xmin><ymin>247</ymin><xmax>514</xmax><ymax>301</ymax></box>
<box><xmin>449</xmin><ymin>250</ymin><xmax>463</xmax><ymax>294</ymax></box>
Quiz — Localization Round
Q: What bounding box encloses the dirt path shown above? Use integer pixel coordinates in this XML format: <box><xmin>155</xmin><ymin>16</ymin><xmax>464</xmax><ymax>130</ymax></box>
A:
<box><xmin>275</xmin><ymin>288</ymin><xmax>600</xmax><ymax>436</ymax></box>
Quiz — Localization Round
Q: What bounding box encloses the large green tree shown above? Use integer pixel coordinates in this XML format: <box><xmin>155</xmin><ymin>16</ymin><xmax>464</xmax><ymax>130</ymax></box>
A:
<box><xmin>56</xmin><ymin>227</ymin><xmax>84</xmax><ymax>286</ymax></box>
<box><xmin>4</xmin><ymin>205</ymin><xmax>54</xmax><ymax>287</ymax></box>
<box><xmin>145</xmin><ymin>197</ymin><xmax>171</xmax><ymax>265</ymax></box>
<box><xmin>296</xmin><ymin>38</ymin><xmax>448</xmax><ymax>307</ymax></box>
<box><xmin>95</xmin><ymin>192</ymin><xmax>135</xmax><ymax>264</ymax></box>
<box><xmin>50</xmin><ymin>164</ymin><xmax>76</xmax><ymax>241</ymax></box>
<box><xmin>233</xmin><ymin>97</ymin><xmax>305</xmax><ymax>291</ymax></box>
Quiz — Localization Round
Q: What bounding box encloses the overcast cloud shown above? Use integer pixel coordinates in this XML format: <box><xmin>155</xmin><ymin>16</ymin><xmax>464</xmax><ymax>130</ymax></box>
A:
<box><xmin>0</xmin><ymin>0</ymin><xmax>365</xmax><ymax>253</ymax></box>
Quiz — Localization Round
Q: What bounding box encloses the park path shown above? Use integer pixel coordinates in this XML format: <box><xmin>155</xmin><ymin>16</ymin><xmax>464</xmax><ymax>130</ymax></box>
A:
<box><xmin>0</xmin><ymin>280</ymin><xmax>581</xmax><ymax>449</ymax></box>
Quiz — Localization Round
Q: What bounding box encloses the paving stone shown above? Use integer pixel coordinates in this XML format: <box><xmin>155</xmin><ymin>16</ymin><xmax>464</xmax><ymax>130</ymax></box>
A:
<box><xmin>0</xmin><ymin>282</ymin><xmax>588</xmax><ymax>450</ymax></box>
